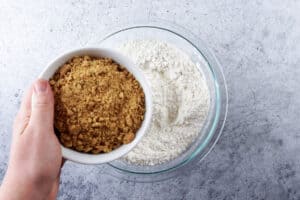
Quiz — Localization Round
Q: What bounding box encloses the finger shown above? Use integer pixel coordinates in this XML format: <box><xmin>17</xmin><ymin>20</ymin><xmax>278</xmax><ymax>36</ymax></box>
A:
<box><xmin>29</xmin><ymin>79</ymin><xmax>54</xmax><ymax>131</ymax></box>
<box><xmin>18</xmin><ymin>85</ymin><xmax>34</xmax><ymax>119</ymax></box>
<box><xmin>13</xmin><ymin>85</ymin><xmax>34</xmax><ymax>137</ymax></box>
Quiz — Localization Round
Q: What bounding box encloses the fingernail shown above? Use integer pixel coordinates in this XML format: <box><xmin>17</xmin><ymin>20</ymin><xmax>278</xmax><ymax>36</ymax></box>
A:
<box><xmin>34</xmin><ymin>80</ymin><xmax>48</xmax><ymax>94</ymax></box>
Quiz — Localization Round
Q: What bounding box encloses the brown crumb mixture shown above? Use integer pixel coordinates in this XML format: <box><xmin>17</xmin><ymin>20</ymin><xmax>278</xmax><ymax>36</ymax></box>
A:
<box><xmin>50</xmin><ymin>56</ymin><xmax>145</xmax><ymax>154</ymax></box>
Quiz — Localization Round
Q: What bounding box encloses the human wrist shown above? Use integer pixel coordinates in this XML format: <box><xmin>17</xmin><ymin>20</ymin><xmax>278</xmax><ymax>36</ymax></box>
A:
<box><xmin>0</xmin><ymin>172</ymin><xmax>50</xmax><ymax>200</ymax></box>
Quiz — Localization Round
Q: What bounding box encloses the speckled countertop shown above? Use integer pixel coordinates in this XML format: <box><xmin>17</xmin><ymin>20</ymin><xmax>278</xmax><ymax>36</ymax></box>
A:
<box><xmin>1</xmin><ymin>0</ymin><xmax>300</xmax><ymax>199</ymax></box>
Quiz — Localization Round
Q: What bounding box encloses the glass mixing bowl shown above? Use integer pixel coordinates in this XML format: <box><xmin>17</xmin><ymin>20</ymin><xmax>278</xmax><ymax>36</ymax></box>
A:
<box><xmin>99</xmin><ymin>21</ymin><xmax>228</xmax><ymax>182</ymax></box>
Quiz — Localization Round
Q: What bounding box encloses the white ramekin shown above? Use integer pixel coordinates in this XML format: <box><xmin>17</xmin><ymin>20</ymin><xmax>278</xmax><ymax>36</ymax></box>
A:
<box><xmin>39</xmin><ymin>48</ymin><xmax>152</xmax><ymax>164</ymax></box>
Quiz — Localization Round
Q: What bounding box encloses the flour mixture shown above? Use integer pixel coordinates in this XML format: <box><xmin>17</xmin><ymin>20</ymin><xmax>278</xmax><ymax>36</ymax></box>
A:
<box><xmin>118</xmin><ymin>40</ymin><xmax>210</xmax><ymax>165</ymax></box>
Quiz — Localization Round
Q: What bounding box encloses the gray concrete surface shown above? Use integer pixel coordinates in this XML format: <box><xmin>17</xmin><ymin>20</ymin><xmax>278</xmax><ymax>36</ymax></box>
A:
<box><xmin>1</xmin><ymin>0</ymin><xmax>300</xmax><ymax>199</ymax></box>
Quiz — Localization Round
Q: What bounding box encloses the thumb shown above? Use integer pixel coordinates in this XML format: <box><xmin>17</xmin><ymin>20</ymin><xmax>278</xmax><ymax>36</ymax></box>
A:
<box><xmin>29</xmin><ymin>79</ymin><xmax>54</xmax><ymax>129</ymax></box>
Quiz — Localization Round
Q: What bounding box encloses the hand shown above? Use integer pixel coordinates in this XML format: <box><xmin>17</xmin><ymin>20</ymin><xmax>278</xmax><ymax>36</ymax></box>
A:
<box><xmin>0</xmin><ymin>79</ymin><xmax>63</xmax><ymax>200</ymax></box>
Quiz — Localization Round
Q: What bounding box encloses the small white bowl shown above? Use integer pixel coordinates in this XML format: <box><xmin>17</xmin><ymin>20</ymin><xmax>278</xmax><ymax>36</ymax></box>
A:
<box><xmin>39</xmin><ymin>48</ymin><xmax>152</xmax><ymax>164</ymax></box>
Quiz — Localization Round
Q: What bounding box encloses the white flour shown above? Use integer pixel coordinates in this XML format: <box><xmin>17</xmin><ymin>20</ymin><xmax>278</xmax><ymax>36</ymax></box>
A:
<box><xmin>118</xmin><ymin>40</ymin><xmax>210</xmax><ymax>165</ymax></box>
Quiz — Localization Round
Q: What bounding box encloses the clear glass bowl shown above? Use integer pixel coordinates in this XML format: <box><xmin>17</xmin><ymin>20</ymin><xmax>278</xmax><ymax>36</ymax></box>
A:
<box><xmin>99</xmin><ymin>21</ymin><xmax>228</xmax><ymax>182</ymax></box>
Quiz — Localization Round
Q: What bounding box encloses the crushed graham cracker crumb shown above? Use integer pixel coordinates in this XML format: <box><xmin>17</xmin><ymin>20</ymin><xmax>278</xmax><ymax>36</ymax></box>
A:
<box><xmin>50</xmin><ymin>56</ymin><xmax>145</xmax><ymax>154</ymax></box>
